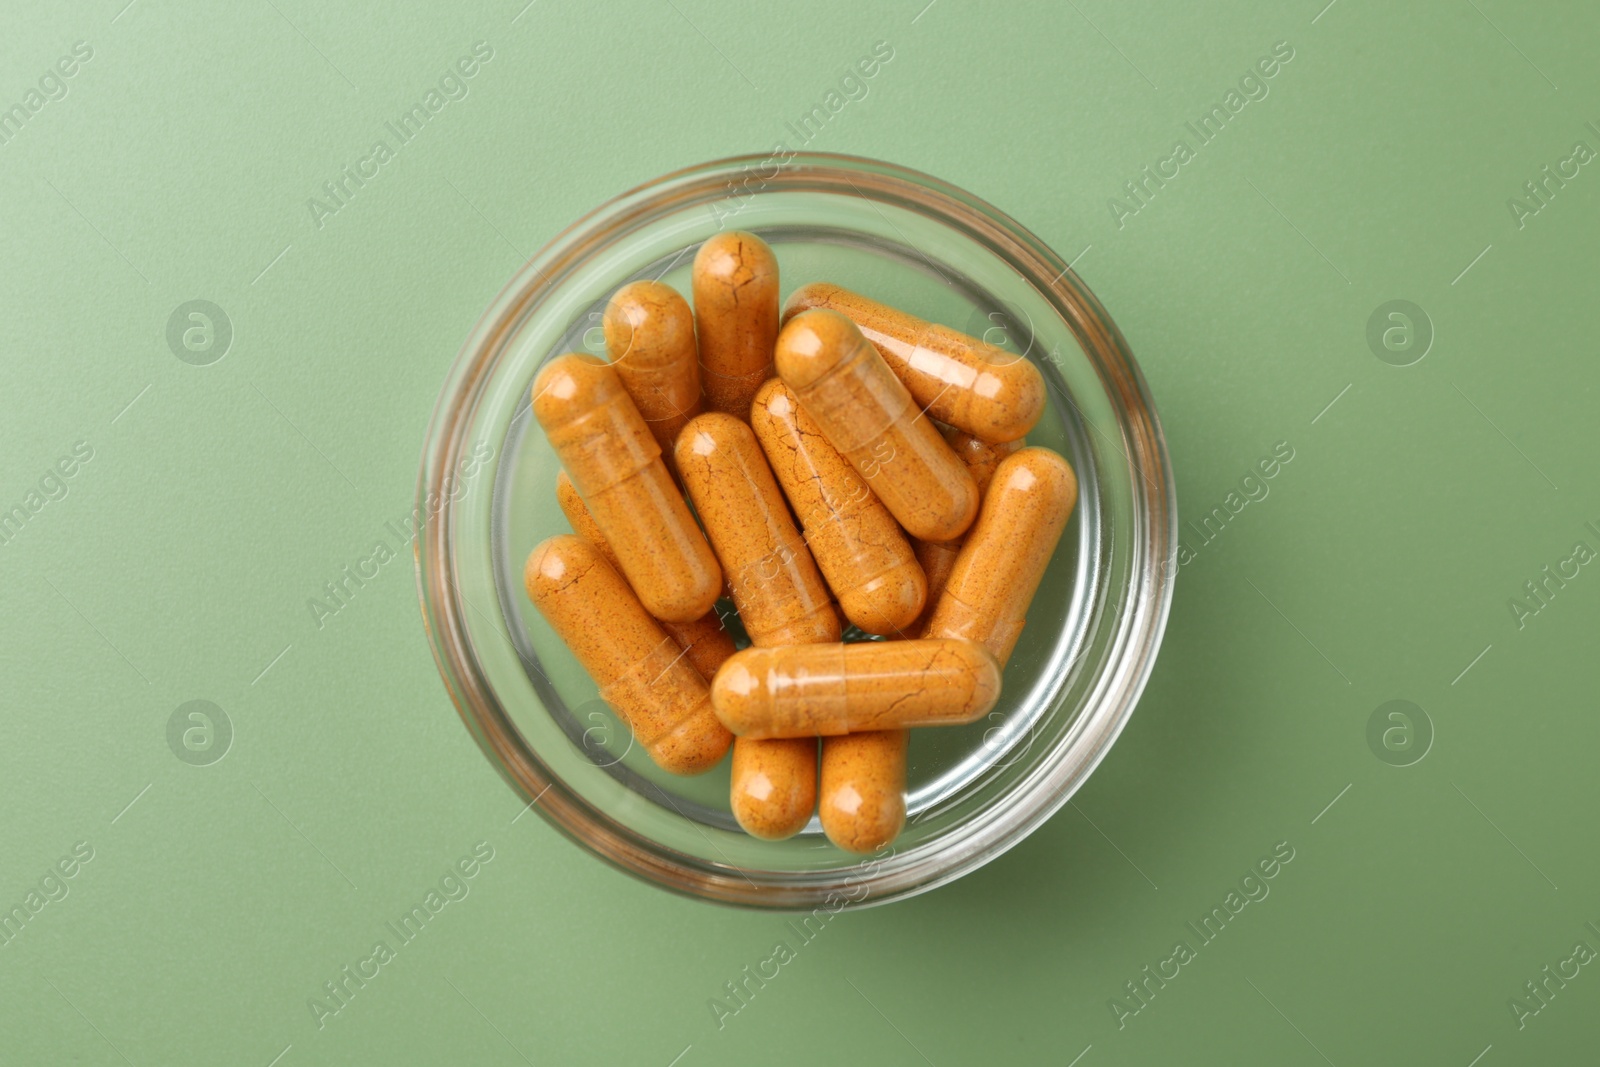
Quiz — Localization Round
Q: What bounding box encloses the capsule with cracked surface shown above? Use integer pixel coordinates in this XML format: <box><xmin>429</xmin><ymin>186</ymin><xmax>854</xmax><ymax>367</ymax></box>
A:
<box><xmin>710</xmin><ymin>638</ymin><xmax>1001</xmax><ymax>739</ymax></box>
<box><xmin>675</xmin><ymin>412</ymin><xmax>840</xmax><ymax>647</ymax></box>
<box><xmin>783</xmin><ymin>282</ymin><xmax>1045</xmax><ymax>443</ymax></box>
<box><xmin>925</xmin><ymin>447</ymin><xmax>1077</xmax><ymax>665</ymax></box>
<box><xmin>819</xmin><ymin>730</ymin><xmax>906</xmax><ymax>853</ymax></box>
<box><xmin>532</xmin><ymin>353</ymin><xmax>721</xmax><ymax>623</ymax></box>
<box><xmin>603</xmin><ymin>280</ymin><xmax>703</xmax><ymax>464</ymax></box>
<box><xmin>731</xmin><ymin>737</ymin><xmax>817</xmax><ymax>840</ymax></box>
<box><xmin>554</xmin><ymin>469</ymin><xmax>734</xmax><ymax>674</ymax></box>
<box><xmin>524</xmin><ymin>535</ymin><xmax>732</xmax><ymax>774</ymax></box>
<box><xmin>775</xmin><ymin>310</ymin><xmax>978</xmax><ymax>543</ymax></box>
<box><xmin>750</xmin><ymin>379</ymin><xmax>926</xmax><ymax>636</ymax></box>
<box><xmin>693</xmin><ymin>231</ymin><xmax>778</xmax><ymax>418</ymax></box>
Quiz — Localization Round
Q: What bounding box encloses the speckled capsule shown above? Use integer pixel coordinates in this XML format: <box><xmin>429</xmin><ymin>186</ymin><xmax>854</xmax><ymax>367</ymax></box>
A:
<box><xmin>731</xmin><ymin>737</ymin><xmax>818</xmax><ymax>841</ymax></box>
<box><xmin>603</xmin><ymin>280</ymin><xmax>703</xmax><ymax>465</ymax></box>
<box><xmin>710</xmin><ymin>638</ymin><xmax>1001</xmax><ymax>739</ymax></box>
<box><xmin>750</xmin><ymin>379</ymin><xmax>926</xmax><ymax>636</ymax></box>
<box><xmin>556</xmin><ymin>469</ymin><xmax>733</xmax><ymax>677</ymax></box>
<box><xmin>675</xmin><ymin>412</ymin><xmax>840</xmax><ymax>647</ymax></box>
<box><xmin>775</xmin><ymin>310</ymin><xmax>978</xmax><ymax>543</ymax></box>
<box><xmin>910</xmin><ymin>430</ymin><xmax>1024</xmax><ymax>635</ymax></box>
<box><xmin>924</xmin><ymin>447</ymin><xmax>1077</xmax><ymax>665</ymax></box>
<box><xmin>819</xmin><ymin>730</ymin><xmax>907</xmax><ymax>854</ymax></box>
<box><xmin>524</xmin><ymin>535</ymin><xmax>732</xmax><ymax>774</ymax></box>
<box><xmin>693</xmin><ymin>231</ymin><xmax>778</xmax><ymax>418</ymax></box>
<box><xmin>783</xmin><ymin>282</ymin><xmax>1045</xmax><ymax>443</ymax></box>
<box><xmin>532</xmin><ymin>353</ymin><xmax>721</xmax><ymax>623</ymax></box>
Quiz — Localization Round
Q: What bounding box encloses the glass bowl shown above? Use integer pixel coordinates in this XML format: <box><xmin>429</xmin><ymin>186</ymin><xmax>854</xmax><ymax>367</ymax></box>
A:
<box><xmin>416</xmin><ymin>153</ymin><xmax>1175</xmax><ymax>909</ymax></box>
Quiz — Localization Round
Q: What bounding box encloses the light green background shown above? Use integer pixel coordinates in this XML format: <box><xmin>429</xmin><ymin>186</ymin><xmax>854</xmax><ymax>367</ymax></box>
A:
<box><xmin>3</xmin><ymin>1</ymin><xmax>1596</xmax><ymax>1064</ymax></box>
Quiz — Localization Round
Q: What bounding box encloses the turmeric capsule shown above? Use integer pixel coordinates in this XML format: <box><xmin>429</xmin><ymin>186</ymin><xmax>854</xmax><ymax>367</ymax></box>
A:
<box><xmin>775</xmin><ymin>310</ymin><xmax>978</xmax><ymax>543</ymax></box>
<box><xmin>532</xmin><ymin>353</ymin><xmax>721</xmax><ymax>623</ymax></box>
<box><xmin>603</xmin><ymin>280</ymin><xmax>703</xmax><ymax>465</ymax></box>
<box><xmin>925</xmin><ymin>447</ymin><xmax>1077</xmax><ymax>665</ymax></box>
<box><xmin>555</xmin><ymin>469</ymin><xmax>732</xmax><ymax>676</ymax></box>
<box><xmin>910</xmin><ymin>431</ymin><xmax>1023</xmax><ymax>635</ymax></box>
<box><xmin>819</xmin><ymin>730</ymin><xmax>907</xmax><ymax>854</ymax></box>
<box><xmin>676</xmin><ymin>412</ymin><xmax>840</xmax><ymax>647</ymax></box>
<box><xmin>784</xmin><ymin>282</ymin><xmax>1045</xmax><ymax>443</ymax></box>
<box><xmin>524</xmin><ymin>535</ymin><xmax>732</xmax><ymax>774</ymax></box>
<box><xmin>710</xmin><ymin>638</ymin><xmax>1001</xmax><ymax>739</ymax></box>
<box><xmin>693</xmin><ymin>231</ymin><xmax>778</xmax><ymax>418</ymax></box>
<box><xmin>750</xmin><ymin>379</ymin><xmax>926</xmax><ymax>636</ymax></box>
<box><xmin>731</xmin><ymin>737</ymin><xmax>817</xmax><ymax>840</ymax></box>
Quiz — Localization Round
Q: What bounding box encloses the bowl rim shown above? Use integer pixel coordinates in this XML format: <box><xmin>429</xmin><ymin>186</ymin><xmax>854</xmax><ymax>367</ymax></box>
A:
<box><xmin>416</xmin><ymin>151</ymin><xmax>1177</xmax><ymax>909</ymax></box>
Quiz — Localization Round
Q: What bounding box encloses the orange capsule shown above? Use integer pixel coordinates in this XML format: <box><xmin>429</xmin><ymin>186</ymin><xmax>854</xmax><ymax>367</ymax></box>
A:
<box><xmin>731</xmin><ymin>737</ymin><xmax>818</xmax><ymax>841</ymax></box>
<box><xmin>783</xmin><ymin>282</ymin><xmax>1045</xmax><ymax>443</ymax></box>
<box><xmin>676</xmin><ymin>412</ymin><xmax>840</xmax><ymax>647</ymax></box>
<box><xmin>910</xmin><ymin>430</ymin><xmax>1023</xmax><ymax>635</ymax></box>
<box><xmin>775</xmin><ymin>310</ymin><xmax>978</xmax><ymax>543</ymax></box>
<box><xmin>924</xmin><ymin>447</ymin><xmax>1077</xmax><ymax>665</ymax></box>
<box><xmin>750</xmin><ymin>379</ymin><xmax>926</xmax><ymax>636</ymax></box>
<box><xmin>555</xmin><ymin>469</ymin><xmax>732</xmax><ymax>674</ymax></box>
<box><xmin>693</xmin><ymin>231</ymin><xmax>778</xmax><ymax>418</ymax></box>
<box><xmin>603</xmin><ymin>280</ymin><xmax>703</xmax><ymax>464</ymax></box>
<box><xmin>524</xmin><ymin>536</ymin><xmax>732</xmax><ymax>774</ymax></box>
<box><xmin>710</xmin><ymin>638</ymin><xmax>1001</xmax><ymax>739</ymax></box>
<box><xmin>818</xmin><ymin>730</ymin><xmax>907</xmax><ymax>854</ymax></box>
<box><xmin>532</xmin><ymin>353</ymin><xmax>721</xmax><ymax>623</ymax></box>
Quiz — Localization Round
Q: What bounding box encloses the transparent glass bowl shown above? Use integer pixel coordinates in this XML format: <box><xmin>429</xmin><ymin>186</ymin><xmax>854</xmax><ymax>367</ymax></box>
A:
<box><xmin>417</xmin><ymin>154</ymin><xmax>1176</xmax><ymax>908</ymax></box>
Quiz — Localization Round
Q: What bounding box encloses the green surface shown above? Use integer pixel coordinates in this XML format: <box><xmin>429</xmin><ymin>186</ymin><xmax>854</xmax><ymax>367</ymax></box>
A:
<box><xmin>3</xmin><ymin>1</ymin><xmax>1596</xmax><ymax>1063</ymax></box>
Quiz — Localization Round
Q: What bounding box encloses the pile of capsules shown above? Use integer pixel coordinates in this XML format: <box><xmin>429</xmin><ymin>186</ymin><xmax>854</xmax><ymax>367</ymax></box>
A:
<box><xmin>524</xmin><ymin>231</ymin><xmax>1076</xmax><ymax>853</ymax></box>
